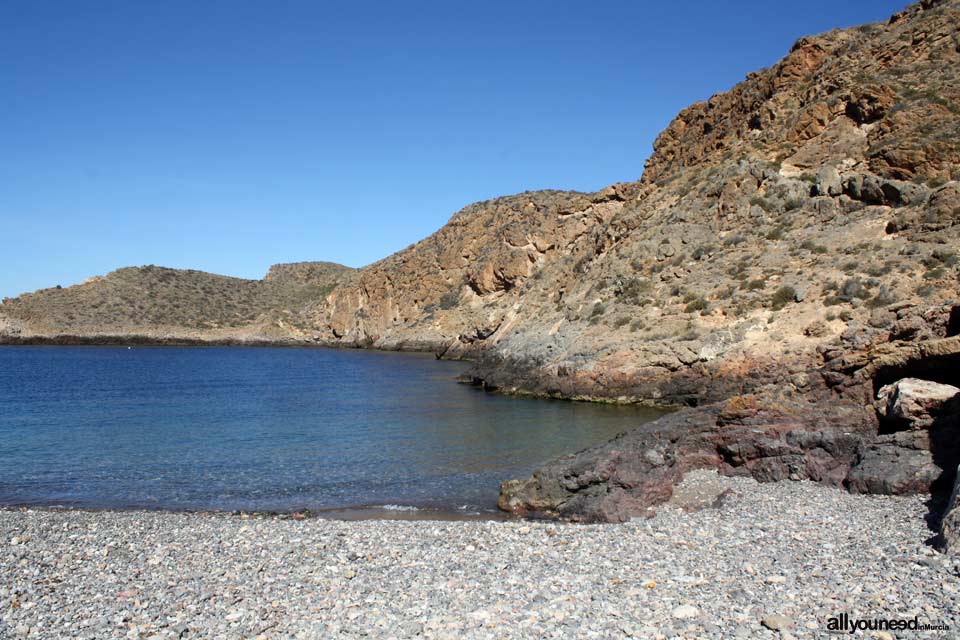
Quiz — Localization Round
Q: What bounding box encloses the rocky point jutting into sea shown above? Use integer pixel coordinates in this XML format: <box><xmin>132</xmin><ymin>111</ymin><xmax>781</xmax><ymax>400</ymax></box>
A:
<box><xmin>2</xmin><ymin>0</ymin><xmax>960</xmax><ymax>544</ymax></box>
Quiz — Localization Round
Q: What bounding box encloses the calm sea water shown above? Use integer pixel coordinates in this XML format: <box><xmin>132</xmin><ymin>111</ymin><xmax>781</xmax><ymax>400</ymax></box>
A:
<box><xmin>0</xmin><ymin>346</ymin><xmax>664</xmax><ymax>515</ymax></box>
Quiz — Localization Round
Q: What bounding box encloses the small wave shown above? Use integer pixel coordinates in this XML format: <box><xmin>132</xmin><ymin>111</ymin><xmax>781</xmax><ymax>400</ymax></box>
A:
<box><xmin>378</xmin><ymin>504</ymin><xmax>420</xmax><ymax>511</ymax></box>
<box><xmin>456</xmin><ymin>505</ymin><xmax>484</xmax><ymax>515</ymax></box>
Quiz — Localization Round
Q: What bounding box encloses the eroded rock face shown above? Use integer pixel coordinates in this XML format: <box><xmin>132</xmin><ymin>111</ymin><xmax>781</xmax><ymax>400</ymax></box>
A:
<box><xmin>302</xmin><ymin>0</ymin><xmax>960</xmax><ymax>408</ymax></box>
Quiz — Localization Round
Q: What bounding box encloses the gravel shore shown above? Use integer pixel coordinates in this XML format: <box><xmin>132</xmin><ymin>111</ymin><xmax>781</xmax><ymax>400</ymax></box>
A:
<box><xmin>2</xmin><ymin>472</ymin><xmax>958</xmax><ymax>639</ymax></box>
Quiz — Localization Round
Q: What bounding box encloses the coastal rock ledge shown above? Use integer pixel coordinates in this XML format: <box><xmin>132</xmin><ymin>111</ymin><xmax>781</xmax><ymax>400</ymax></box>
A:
<box><xmin>499</xmin><ymin>303</ymin><xmax>960</xmax><ymax>523</ymax></box>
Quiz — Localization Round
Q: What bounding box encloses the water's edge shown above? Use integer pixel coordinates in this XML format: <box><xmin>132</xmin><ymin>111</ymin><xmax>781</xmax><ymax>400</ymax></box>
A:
<box><xmin>0</xmin><ymin>504</ymin><xmax>517</xmax><ymax>523</ymax></box>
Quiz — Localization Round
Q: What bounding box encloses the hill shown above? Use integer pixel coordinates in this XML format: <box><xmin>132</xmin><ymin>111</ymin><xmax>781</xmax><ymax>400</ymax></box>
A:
<box><xmin>0</xmin><ymin>262</ymin><xmax>355</xmax><ymax>343</ymax></box>
<box><xmin>315</xmin><ymin>0</ymin><xmax>960</xmax><ymax>407</ymax></box>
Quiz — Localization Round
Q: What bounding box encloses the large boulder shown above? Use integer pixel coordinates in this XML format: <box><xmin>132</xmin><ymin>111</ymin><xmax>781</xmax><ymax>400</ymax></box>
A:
<box><xmin>847</xmin><ymin>378</ymin><xmax>960</xmax><ymax>496</ymax></box>
<box><xmin>876</xmin><ymin>378</ymin><xmax>960</xmax><ymax>429</ymax></box>
<box><xmin>845</xmin><ymin>433</ymin><xmax>941</xmax><ymax>495</ymax></box>
<box><xmin>814</xmin><ymin>165</ymin><xmax>843</xmax><ymax>197</ymax></box>
<box><xmin>498</xmin><ymin>407</ymin><xmax>721</xmax><ymax>522</ymax></box>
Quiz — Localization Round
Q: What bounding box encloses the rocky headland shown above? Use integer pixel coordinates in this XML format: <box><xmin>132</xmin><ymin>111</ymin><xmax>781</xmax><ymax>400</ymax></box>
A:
<box><xmin>2</xmin><ymin>1</ymin><xmax>959</xmax><ymax>536</ymax></box>
<box><xmin>0</xmin><ymin>261</ymin><xmax>355</xmax><ymax>345</ymax></box>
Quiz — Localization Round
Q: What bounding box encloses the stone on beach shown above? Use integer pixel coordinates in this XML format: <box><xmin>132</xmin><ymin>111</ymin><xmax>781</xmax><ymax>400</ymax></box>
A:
<box><xmin>761</xmin><ymin>613</ymin><xmax>794</xmax><ymax>631</ymax></box>
<box><xmin>2</xmin><ymin>473</ymin><xmax>958</xmax><ymax>639</ymax></box>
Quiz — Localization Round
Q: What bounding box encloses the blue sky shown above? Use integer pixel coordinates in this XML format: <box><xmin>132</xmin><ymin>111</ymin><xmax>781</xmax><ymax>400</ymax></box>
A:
<box><xmin>1</xmin><ymin>0</ymin><xmax>908</xmax><ymax>298</ymax></box>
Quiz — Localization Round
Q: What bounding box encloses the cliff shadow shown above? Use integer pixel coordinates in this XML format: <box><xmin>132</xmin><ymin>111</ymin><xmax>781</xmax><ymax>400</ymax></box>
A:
<box><xmin>871</xmin><ymin>352</ymin><xmax>960</xmax><ymax>541</ymax></box>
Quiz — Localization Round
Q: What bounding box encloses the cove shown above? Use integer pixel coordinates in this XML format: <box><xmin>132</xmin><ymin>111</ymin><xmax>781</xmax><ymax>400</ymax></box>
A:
<box><xmin>0</xmin><ymin>346</ymin><xmax>665</xmax><ymax>515</ymax></box>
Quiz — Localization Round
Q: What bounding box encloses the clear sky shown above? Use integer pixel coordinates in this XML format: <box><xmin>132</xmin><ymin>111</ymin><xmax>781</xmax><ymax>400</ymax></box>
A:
<box><xmin>1</xmin><ymin>0</ymin><xmax>909</xmax><ymax>298</ymax></box>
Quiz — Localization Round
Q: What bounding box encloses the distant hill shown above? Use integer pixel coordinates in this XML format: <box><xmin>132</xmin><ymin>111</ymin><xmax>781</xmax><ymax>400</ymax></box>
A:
<box><xmin>0</xmin><ymin>262</ymin><xmax>355</xmax><ymax>342</ymax></box>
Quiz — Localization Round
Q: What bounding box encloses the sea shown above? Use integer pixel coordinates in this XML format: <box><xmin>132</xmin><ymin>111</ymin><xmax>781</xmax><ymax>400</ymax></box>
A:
<box><xmin>0</xmin><ymin>346</ymin><xmax>664</xmax><ymax>517</ymax></box>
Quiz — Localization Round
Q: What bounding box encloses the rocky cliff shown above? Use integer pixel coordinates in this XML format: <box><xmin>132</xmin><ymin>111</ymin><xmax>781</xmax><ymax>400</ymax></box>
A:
<box><xmin>488</xmin><ymin>0</ymin><xmax>960</xmax><ymax>521</ymax></box>
<box><xmin>312</xmin><ymin>0</ymin><xmax>960</xmax><ymax>406</ymax></box>
<box><xmin>2</xmin><ymin>0</ymin><xmax>958</xmax><ymax>522</ymax></box>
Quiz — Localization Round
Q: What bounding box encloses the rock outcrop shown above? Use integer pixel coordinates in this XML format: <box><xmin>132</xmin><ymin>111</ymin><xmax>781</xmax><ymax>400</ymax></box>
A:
<box><xmin>499</xmin><ymin>300</ymin><xmax>960</xmax><ymax>521</ymax></box>
<box><xmin>497</xmin><ymin>388</ymin><xmax>873</xmax><ymax>522</ymax></box>
<box><xmin>498</xmin><ymin>386</ymin><xmax>874</xmax><ymax>521</ymax></box>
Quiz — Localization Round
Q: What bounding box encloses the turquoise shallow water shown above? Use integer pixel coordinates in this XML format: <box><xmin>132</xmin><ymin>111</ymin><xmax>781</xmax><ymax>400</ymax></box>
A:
<box><xmin>0</xmin><ymin>346</ymin><xmax>664</xmax><ymax>514</ymax></box>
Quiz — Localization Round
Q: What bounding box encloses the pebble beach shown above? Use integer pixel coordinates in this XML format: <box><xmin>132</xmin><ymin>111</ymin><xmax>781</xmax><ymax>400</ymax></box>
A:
<box><xmin>2</xmin><ymin>472</ymin><xmax>958</xmax><ymax>639</ymax></box>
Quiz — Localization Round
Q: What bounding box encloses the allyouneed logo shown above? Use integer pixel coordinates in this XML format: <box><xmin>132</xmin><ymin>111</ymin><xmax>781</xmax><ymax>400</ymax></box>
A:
<box><xmin>826</xmin><ymin>613</ymin><xmax>950</xmax><ymax>634</ymax></box>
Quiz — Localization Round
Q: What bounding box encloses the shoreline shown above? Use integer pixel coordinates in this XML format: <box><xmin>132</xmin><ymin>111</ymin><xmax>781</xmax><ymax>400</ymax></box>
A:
<box><xmin>3</xmin><ymin>472</ymin><xmax>956</xmax><ymax>639</ymax></box>
<box><xmin>0</xmin><ymin>504</ymin><xmax>514</xmax><ymax>523</ymax></box>
<box><xmin>0</xmin><ymin>336</ymin><xmax>419</xmax><ymax>350</ymax></box>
